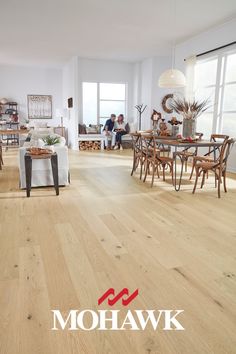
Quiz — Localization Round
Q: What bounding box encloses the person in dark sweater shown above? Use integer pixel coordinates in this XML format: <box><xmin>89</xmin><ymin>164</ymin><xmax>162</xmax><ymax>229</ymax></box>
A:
<box><xmin>102</xmin><ymin>114</ymin><xmax>116</xmax><ymax>150</ymax></box>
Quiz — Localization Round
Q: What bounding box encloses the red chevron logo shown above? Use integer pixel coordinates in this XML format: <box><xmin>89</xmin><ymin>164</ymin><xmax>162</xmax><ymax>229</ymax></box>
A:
<box><xmin>98</xmin><ymin>288</ymin><xmax>139</xmax><ymax>306</ymax></box>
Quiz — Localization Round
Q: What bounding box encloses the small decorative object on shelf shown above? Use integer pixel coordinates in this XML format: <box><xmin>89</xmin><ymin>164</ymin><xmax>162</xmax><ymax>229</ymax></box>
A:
<box><xmin>170</xmin><ymin>96</ymin><xmax>210</xmax><ymax>139</ymax></box>
<box><xmin>159</xmin><ymin>118</ymin><xmax>168</xmax><ymax>136</ymax></box>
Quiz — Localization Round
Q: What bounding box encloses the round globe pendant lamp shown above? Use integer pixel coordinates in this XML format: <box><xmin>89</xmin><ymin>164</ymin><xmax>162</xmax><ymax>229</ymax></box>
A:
<box><xmin>158</xmin><ymin>0</ymin><xmax>186</xmax><ymax>88</ymax></box>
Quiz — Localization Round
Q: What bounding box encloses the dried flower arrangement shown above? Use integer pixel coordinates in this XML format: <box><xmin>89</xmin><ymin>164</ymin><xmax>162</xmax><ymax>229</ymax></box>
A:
<box><xmin>170</xmin><ymin>97</ymin><xmax>210</xmax><ymax>120</ymax></box>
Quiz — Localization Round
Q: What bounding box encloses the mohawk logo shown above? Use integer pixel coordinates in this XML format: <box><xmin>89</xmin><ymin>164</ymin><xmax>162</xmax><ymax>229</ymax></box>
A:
<box><xmin>51</xmin><ymin>289</ymin><xmax>185</xmax><ymax>331</ymax></box>
<box><xmin>98</xmin><ymin>288</ymin><xmax>139</xmax><ymax>306</ymax></box>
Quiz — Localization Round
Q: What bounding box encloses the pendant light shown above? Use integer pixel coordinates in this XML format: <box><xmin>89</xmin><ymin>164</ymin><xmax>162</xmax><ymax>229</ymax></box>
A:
<box><xmin>158</xmin><ymin>0</ymin><xmax>186</xmax><ymax>88</ymax></box>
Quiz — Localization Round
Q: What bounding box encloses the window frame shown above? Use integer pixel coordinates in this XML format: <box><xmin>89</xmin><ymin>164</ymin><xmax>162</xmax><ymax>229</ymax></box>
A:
<box><xmin>194</xmin><ymin>47</ymin><xmax>236</xmax><ymax>137</ymax></box>
<box><xmin>82</xmin><ymin>82</ymin><xmax>127</xmax><ymax>125</ymax></box>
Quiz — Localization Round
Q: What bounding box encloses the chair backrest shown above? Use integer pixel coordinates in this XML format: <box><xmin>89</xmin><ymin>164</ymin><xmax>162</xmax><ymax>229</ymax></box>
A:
<box><xmin>140</xmin><ymin>134</ymin><xmax>155</xmax><ymax>157</ymax></box>
<box><xmin>210</xmin><ymin>134</ymin><xmax>229</xmax><ymax>142</ymax></box>
<box><xmin>130</xmin><ymin>133</ymin><xmax>141</xmax><ymax>153</ymax></box>
<box><xmin>196</xmin><ymin>132</ymin><xmax>203</xmax><ymax>139</ymax></box>
<box><xmin>219</xmin><ymin>138</ymin><xmax>235</xmax><ymax>166</ymax></box>
<box><xmin>216</xmin><ymin>138</ymin><xmax>235</xmax><ymax>169</ymax></box>
<box><xmin>208</xmin><ymin>134</ymin><xmax>229</xmax><ymax>158</ymax></box>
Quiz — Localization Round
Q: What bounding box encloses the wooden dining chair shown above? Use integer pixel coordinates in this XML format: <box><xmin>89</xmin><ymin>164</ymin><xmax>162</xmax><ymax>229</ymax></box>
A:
<box><xmin>192</xmin><ymin>138</ymin><xmax>235</xmax><ymax>198</ymax></box>
<box><xmin>130</xmin><ymin>133</ymin><xmax>146</xmax><ymax>179</ymax></box>
<box><xmin>189</xmin><ymin>134</ymin><xmax>229</xmax><ymax>180</ymax></box>
<box><xmin>175</xmin><ymin>132</ymin><xmax>203</xmax><ymax>172</ymax></box>
<box><xmin>142</xmin><ymin>135</ymin><xmax>174</xmax><ymax>187</ymax></box>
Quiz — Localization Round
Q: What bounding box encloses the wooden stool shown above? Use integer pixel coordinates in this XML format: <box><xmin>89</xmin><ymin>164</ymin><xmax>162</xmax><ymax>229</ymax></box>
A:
<box><xmin>24</xmin><ymin>152</ymin><xmax>59</xmax><ymax>197</ymax></box>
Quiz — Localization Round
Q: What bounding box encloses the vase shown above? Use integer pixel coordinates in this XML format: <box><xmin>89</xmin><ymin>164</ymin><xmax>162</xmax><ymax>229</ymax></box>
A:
<box><xmin>182</xmin><ymin>118</ymin><xmax>196</xmax><ymax>139</ymax></box>
<box><xmin>171</xmin><ymin>125</ymin><xmax>179</xmax><ymax>137</ymax></box>
<box><xmin>44</xmin><ymin>145</ymin><xmax>54</xmax><ymax>152</ymax></box>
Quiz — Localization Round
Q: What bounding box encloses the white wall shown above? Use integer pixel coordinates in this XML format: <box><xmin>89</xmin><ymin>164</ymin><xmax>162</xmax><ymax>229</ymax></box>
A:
<box><xmin>151</xmin><ymin>56</ymin><xmax>173</xmax><ymax>117</ymax></box>
<box><xmin>139</xmin><ymin>58</ymin><xmax>153</xmax><ymax>130</ymax></box>
<box><xmin>175</xmin><ymin>18</ymin><xmax>236</xmax><ymax>172</ymax></box>
<box><xmin>77</xmin><ymin>58</ymin><xmax>135</xmax><ymax>124</ymax></box>
<box><xmin>134</xmin><ymin>56</ymin><xmax>173</xmax><ymax>130</ymax></box>
<box><xmin>0</xmin><ymin>64</ymin><xmax>63</xmax><ymax>126</ymax></box>
<box><xmin>62</xmin><ymin>57</ymin><xmax>79</xmax><ymax>149</ymax></box>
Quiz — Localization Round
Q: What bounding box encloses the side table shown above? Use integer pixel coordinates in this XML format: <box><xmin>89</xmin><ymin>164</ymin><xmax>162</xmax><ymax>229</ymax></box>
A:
<box><xmin>24</xmin><ymin>152</ymin><xmax>59</xmax><ymax>197</ymax></box>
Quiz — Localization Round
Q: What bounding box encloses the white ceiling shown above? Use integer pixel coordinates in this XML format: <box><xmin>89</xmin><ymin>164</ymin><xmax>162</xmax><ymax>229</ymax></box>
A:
<box><xmin>0</xmin><ymin>0</ymin><xmax>236</xmax><ymax>67</ymax></box>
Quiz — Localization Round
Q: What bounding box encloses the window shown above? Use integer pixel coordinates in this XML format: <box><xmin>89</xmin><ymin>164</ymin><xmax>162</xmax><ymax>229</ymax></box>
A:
<box><xmin>82</xmin><ymin>82</ymin><xmax>127</xmax><ymax>126</ymax></box>
<box><xmin>194</xmin><ymin>48</ymin><xmax>236</xmax><ymax>138</ymax></box>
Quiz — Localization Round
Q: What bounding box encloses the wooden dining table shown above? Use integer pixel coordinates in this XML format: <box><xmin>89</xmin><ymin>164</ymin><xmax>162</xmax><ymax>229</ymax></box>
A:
<box><xmin>154</xmin><ymin>137</ymin><xmax>223</xmax><ymax>191</ymax></box>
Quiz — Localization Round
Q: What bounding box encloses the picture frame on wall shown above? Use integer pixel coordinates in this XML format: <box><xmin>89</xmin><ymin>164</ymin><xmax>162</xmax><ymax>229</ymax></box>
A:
<box><xmin>27</xmin><ymin>94</ymin><xmax>52</xmax><ymax>119</ymax></box>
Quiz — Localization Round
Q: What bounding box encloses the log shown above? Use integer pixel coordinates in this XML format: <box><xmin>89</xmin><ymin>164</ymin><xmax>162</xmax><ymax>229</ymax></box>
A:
<box><xmin>79</xmin><ymin>140</ymin><xmax>101</xmax><ymax>151</ymax></box>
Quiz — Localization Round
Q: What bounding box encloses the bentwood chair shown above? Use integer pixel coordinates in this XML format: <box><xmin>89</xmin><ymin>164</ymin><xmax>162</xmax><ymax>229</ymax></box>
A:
<box><xmin>189</xmin><ymin>134</ymin><xmax>229</xmax><ymax>180</ymax></box>
<box><xmin>130</xmin><ymin>133</ymin><xmax>145</xmax><ymax>179</ymax></box>
<box><xmin>142</xmin><ymin>135</ymin><xmax>174</xmax><ymax>187</ymax></box>
<box><xmin>192</xmin><ymin>138</ymin><xmax>235</xmax><ymax>198</ymax></box>
<box><xmin>175</xmin><ymin>132</ymin><xmax>203</xmax><ymax>172</ymax></box>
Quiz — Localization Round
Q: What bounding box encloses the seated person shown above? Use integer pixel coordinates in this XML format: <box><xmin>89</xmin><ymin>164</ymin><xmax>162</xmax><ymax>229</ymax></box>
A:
<box><xmin>102</xmin><ymin>114</ymin><xmax>116</xmax><ymax>150</ymax></box>
<box><xmin>114</xmin><ymin>114</ymin><xmax>127</xmax><ymax>150</ymax></box>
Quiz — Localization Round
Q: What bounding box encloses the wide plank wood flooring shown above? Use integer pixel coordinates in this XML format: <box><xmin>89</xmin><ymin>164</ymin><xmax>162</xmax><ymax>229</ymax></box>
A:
<box><xmin>0</xmin><ymin>148</ymin><xmax>236</xmax><ymax>354</ymax></box>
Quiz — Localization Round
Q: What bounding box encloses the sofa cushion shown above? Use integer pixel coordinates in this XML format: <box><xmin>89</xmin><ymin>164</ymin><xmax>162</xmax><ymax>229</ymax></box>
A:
<box><xmin>79</xmin><ymin>124</ymin><xmax>87</xmax><ymax>134</ymax></box>
<box><xmin>125</xmin><ymin>123</ymin><xmax>130</xmax><ymax>133</ymax></box>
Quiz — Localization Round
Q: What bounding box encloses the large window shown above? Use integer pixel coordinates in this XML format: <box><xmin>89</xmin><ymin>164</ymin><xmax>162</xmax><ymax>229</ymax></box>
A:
<box><xmin>82</xmin><ymin>82</ymin><xmax>127</xmax><ymax>126</ymax></box>
<box><xmin>194</xmin><ymin>48</ymin><xmax>236</xmax><ymax>138</ymax></box>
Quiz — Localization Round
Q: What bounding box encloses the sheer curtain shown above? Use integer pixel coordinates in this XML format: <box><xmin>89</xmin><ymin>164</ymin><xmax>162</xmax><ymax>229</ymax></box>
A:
<box><xmin>185</xmin><ymin>55</ymin><xmax>196</xmax><ymax>101</ymax></box>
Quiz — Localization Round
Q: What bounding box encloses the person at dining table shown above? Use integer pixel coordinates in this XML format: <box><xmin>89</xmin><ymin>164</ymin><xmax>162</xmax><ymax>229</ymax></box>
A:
<box><xmin>113</xmin><ymin>114</ymin><xmax>127</xmax><ymax>150</ymax></box>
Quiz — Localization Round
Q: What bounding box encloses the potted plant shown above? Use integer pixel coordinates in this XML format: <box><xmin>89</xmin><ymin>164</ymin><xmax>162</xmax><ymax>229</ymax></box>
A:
<box><xmin>170</xmin><ymin>97</ymin><xmax>210</xmax><ymax>138</ymax></box>
<box><xmin>42</xmin><ymin>135</ymin><xmax>60</xmax><ymax>152</ymax></box>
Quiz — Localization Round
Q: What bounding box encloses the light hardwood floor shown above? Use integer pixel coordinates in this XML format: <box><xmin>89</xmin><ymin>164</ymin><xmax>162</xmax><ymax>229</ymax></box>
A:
<box><xmin>0</xmin><ymin>148</ymin><xmax>236</xmax><ymax>354</ymax></box>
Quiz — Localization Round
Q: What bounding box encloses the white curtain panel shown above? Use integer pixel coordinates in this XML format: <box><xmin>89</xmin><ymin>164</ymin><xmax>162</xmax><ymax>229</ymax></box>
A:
<box><xmin>185</xmin><ymin>55</ymin><xmax>197</xmax><ymax>101</ymax></box>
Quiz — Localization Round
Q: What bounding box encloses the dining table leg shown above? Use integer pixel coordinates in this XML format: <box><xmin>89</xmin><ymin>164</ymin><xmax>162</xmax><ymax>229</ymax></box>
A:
<box><xmin>173</xmin><ymin>147</ymin><xmax>185</xmax><ymax>192</ymax></box>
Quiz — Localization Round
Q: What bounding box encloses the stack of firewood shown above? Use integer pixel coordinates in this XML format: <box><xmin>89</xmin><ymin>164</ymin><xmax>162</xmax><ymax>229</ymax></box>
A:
<box><xmin>79</xmin><ymin>141</ymin><xmax>101</xmax><ymax>151</ymax></box>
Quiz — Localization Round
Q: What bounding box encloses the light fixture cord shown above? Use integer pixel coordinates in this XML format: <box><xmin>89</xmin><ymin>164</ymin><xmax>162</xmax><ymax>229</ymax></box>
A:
<box><xmin>171</xmin><ymin>0</ymin><xmax>176</xmax><ymax>70</ymax></box>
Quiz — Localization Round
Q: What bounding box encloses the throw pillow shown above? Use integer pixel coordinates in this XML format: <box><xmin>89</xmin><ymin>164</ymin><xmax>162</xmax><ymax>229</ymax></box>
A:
<box><xmin>125</xmin><ymin>123</ymin><xmax>130</xmax><ymax>133</ymax></box>
<box><xmin>79</xmin><ymin>124</ymin><xmax>87</xmax><ymax>134</ymax></box>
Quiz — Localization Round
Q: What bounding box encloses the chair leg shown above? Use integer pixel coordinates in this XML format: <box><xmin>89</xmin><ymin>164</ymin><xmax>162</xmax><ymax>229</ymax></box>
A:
<box><xmin>171</xmin><ymin>162</ymin><xmax>174</xmax><ymax>185</ymax></box>
<box><xmin>131</xmin><ymin>155</ymin><xmax>137</xmax><ymax>176</ymax></box>
<box><xmin>139</xmin><ymin>159</ymin><xmax>144</xmax><ymax>180</ymax></box>
<box><xmin>189</xmin><ymin>159</ymin><xmax>195</xmax><ymax>180</ymax></box>
<box><xmin>151</xmin><ymin>163</ymin><xmax>155</xmax><ymax>187</ymax></box>
<box><xmin>143</xmin><ymin>160</ymin><xmax>149</xmax><ymax>182</ymax></box>
<box><xmin>200</xmin><ymin>171</ymin><xmax>206</xmax><ymax>188</ymax></box>
<box><xmin>218</xmin><ymin>174</ymin><xmax>221</xmax><ymax>198</ymax></box>
<box><xmin>156</xmin><ymin>165</ymin><xmax>160</xmax><ymax>178</ymax></box>
<box><xmin>223</xmin><ymin>170</ymin><xmax>227</xmax><ymax>193</ymax></box>
<box><xmin>185</xmin><ymin>158</ymin><xmax>188</xmax><ymax>172</ymax></box>
<box><xmin>162</xmin><ymin>163</ymin><xmax>166</xmax><ymax>181</ymax></box>
<box><xmin>192</xmin><ymin>167</ymin><xmax>200</xmax><ymax>194</ymax></box>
